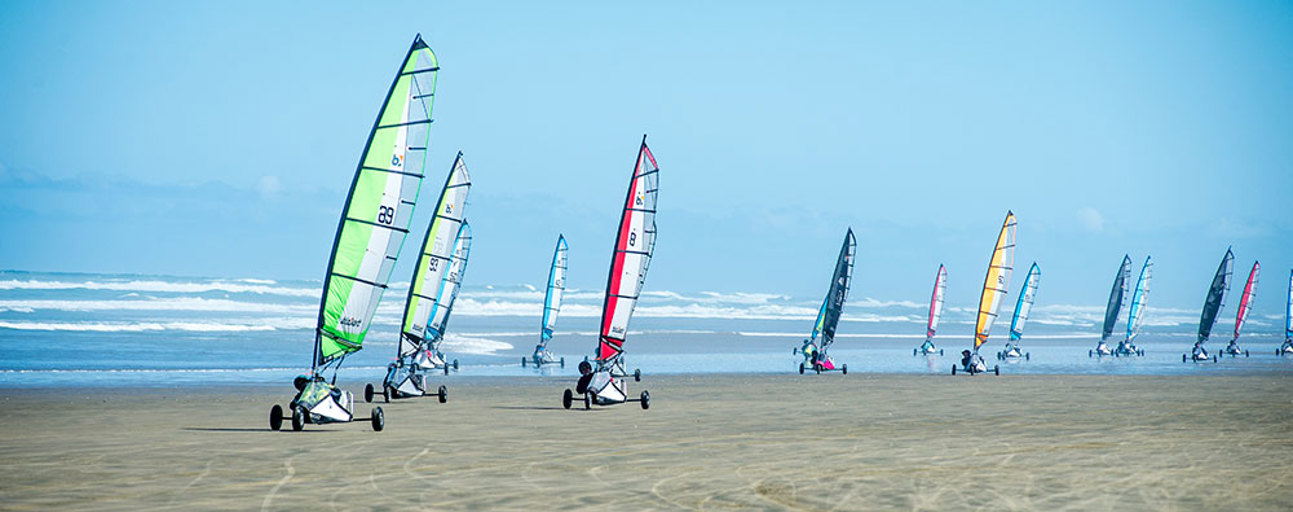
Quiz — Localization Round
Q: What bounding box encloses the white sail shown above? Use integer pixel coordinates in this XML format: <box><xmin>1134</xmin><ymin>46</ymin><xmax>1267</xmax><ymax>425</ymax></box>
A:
<box><xmin>540</xmin><ymin>235</ymin><xmax>569</xmax><ymax>344</ymax></box>
<box><xmin>400</xmin><ymin>154</ymin><xmax>470</xmax><ymax>356</ymax></box>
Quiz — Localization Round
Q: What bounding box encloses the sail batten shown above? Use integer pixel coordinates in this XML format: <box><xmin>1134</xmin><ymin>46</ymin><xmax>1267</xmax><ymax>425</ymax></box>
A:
<box><xmin>314</xmin><ymin>35</ymin><xmax>438</xmax><ymax>368</ymax></box>
<box><xmin>1126</xmin><ymin>256</ymin><xmax>1153</xmax><ymax>342</ymax></box>
<box><xmin>1197</xmin><ymin>248</ymin><xmax>1235</xmax><ymax>344</ymax></box>
<box><xmin>399</xmin><ymin>153</ymin><xmax>471</xmax><ymax>357</ymax></box>
<box><xmin>1101</xmin><ymin>255</ymin><xmax>1133</xmax><ymax>342</ymax></box>
<box><xmin>596</xmin><ymin>138</ymin><xmax>659</xmax><ymax>363</ymax></box>
<box><xmin>973</xmin><ymin>212</ymin><xmax>1016</xmax><ymax>351</ymax></box>
<box><xmin>1009</xmin><ymin>263</ymin><xmax>1041</xmax><ymax>342</ymax></box>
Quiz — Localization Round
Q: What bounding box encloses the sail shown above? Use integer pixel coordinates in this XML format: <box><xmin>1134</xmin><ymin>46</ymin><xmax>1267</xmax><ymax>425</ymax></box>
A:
<box><xmin>540</xmin><ymin>235</ymin><xmax>569</xmax><ymax>345</ymax></box>
<box><xmin>1126</xmin><ymin>256</ymin><xmax>1153</xmax><ymax>342</ymax></box>
<box><xmin>398</xmin><ymin>153</ymin><xmax>471</xmax><ymax>356</ymax></box>
<box><xmin>1197</xmin><ymin>248</ymin><xmax>1234</xmax><ymax>343</ymax></box>
<box><xmin>1101</xmin><ymin>255</ymin><xmax>1132</xmax><ymax>342</ymax></box>
<box><xmin>428</xmin><ymin>221</ymin><xmax>472</xmax><ymax>340</ymax></box>
<box><xmin>810</xmin><ymin>229</ymin><xmax>857</xmax><ymax>351</ymax></box>
<box><xmin>926</xmin><ymin>265</ymin><xmax>947</xmax><ymax>340</ymax></box>
<box><xmin>1287</xmin><ymin>270</ymin><xmax>1292</xmax><ymax>342</ymax></box>
<box><xmin>1233</xmin><ymin>261</ymin><xmax>1260</xmax><ymax>340</ymax></box>
<box><xmin>1009</xmin><ymin>263</ymin><xmax>1041</xmax><ymax>341</ymax></box>
<box><xmin>315</xmin><ymin>35</ymin><xmax>438</xmax><ymax>367</ymax></box>
<box><xmin>973</xmin><ymin>211</ymin><xmax>1016</xmax><ymax>351</ymax></box>
<box><xmin>597</xmin><ymin>137</ymin><xmax>659</xmax><ymax>363</ymax></box>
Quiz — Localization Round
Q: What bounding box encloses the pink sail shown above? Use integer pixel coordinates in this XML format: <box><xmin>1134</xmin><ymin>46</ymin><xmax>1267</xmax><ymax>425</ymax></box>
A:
<box><xmin>1234</xmin><ymin>261</ymin><xmax>1260</xmax><ymax>339</ymax></box>
<box><xmin>597</xmin><ymin>137</ymin><xmax>659</xmax><ymax>363</ymax></box>
<box><xmin>926</xmin><ymin>265</ymin><xmax>947</xmax><ymax>340</ymax></box>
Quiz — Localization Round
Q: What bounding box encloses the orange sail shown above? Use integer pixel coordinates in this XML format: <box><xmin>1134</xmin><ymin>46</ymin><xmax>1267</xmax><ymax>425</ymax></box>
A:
<box><xmin>973</xmin><ymin>212</ymin><xmax>1017</xmax><ymax>351</ymax></box>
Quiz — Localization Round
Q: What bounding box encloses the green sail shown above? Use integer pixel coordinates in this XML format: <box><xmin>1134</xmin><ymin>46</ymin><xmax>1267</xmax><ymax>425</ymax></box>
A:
<box><xmin>315</xmin><ymin>35</ymin><xmax>439</xmax><ymax>367</ymax></box>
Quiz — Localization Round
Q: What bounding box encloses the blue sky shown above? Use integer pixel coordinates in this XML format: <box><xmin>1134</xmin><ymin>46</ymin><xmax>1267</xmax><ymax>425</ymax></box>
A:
<box><xmin>1</xmin><ymin>1</ymin><xmax>1290</xmax><ymax>320</ymax></box>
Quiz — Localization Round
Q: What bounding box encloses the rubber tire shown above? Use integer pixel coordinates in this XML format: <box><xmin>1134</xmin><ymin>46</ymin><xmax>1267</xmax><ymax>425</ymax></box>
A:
<box><xmin>560</xmin><ymin>357</ymin><xmax>565</xmax><ymax>368</ymax></box>
<box><xmin>371</xmin><ymin>407</ymin><xmax>384</xmax><ymax>432</ymax></box>
<box><xmin>383</xmin><ymin>386</ymin><xmax>391</xmax><ymax>403</ymax></box>
<box><xmin>443</xmin><ymin>365</ymin><xmax>450</xmax><ymax>375</ymax></box>
<box><xmin>913</xmin><ymin>348</ymin><xmax>918</xmax><ymax>356</ymax></box>
<box><xmin>634</xmin><ymin>369</ymin><xmax>641</xmax><ymax>382</ymax></box>
<box><xmin>438</xmin><ymin>385</ymin><xmax>448</xmax><ymax>404</ymax></box>
<box><xmin>453</xmin><ymin>360</ymin><xmax>459</xmax><ymax>371</ymax></box>
<box><xmin>640</xmin><ymin>390</ymin><xmax>650</xmax><ymax>410</ymax></box>
<box><xmin>842</xmin><ymin>364</ymin><xmax>848</xmax><ymax>375</ymax></box>
<box><xmin>364</xmin><ymin>383</ymin><xmax>374</xmax><ymax>403</ymax></box>
<box><xmin>1213</xmin><ymin>355</ymin><xmax>1218</xmax><ymax>363</ymax></box>
<box><xmin>1245</xmin><ymin>350</ymin><xmax>1249</xmax><ymax>357</ymax></box>
<box><xmin>291</xmin><ymin>406</ymin><xmax>306</xmax><ymax>432</ymax></box>
<box><xmin>1182</xmin><ymin>354</ymin><xmax>1187</xmax><ymax>363</ymax></box>
<box><xmin>521</xmin><ymin>357</ymin><xmax>527</xmax><ymax>367</ymax></box>
<box><xmin>1025</xmin><ymin>353</ymin><xmax>1030</xmax><ymax>361</ymax></box>
<box><xmin>940</xmin><ymin>349</ymin><xmax>944</xmax><ymax>356</ymax></box>
<box><xmin>815</xmin><ymin>364</ymin><xmax>821</xmax><ymax>375</ymax></box>
<box><xmin>562</xmin><ymin>389</ymin><xmax>573</xmax><ymax>409</ymax></box>
<box><xmin>269</xmin><ymin>405</ymin><xmax>283</xmax><ymax>431</ymax></box>
<box><xmin>951</xmin><ymin>365</ymin><xmax>957</xmax><ymax>375</ymax></box>
<box><xmin>799</xmin><ymin>363</ymin><xmax>805</xmax><ymax>375</ymax></box>
<box><xmin>1089</xmin><ymin>350</ymin><xmax>1094</xmax><ymax>358</ymax></box>
<box><xmin>583</xmin><ymin>393</ymin><xmax>591</xmax><ymax>410</ymax></box>
<box><xmin>994</xmin><ymin>365</ymin><xmax>1000</xmax><ymax>376</ymax></box>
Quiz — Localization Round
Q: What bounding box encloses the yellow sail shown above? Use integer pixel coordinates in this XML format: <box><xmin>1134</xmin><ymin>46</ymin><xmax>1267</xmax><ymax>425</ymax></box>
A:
<box><xmin>974</xmin><ymin>211</ymin><xmax>1017</xmax><ymax>351</ymax></box>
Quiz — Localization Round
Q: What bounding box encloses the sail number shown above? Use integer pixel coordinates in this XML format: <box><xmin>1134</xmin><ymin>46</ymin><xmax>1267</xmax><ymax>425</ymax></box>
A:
<box><xmin>377</xmin><ymin>206</ymin><xmax>395</xmax><ymax>225</ymax></box>
<box><xmin>628</xmin><ymin>232</ymin><xmax>636</xmax><ymax>247</ymax></box>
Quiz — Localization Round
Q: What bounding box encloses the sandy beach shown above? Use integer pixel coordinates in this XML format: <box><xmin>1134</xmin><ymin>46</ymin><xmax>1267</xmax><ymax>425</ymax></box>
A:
<box><xmin>1</xmin><ymin>373</ymin><xmax>1291</xmax><ymax>510</ymax></box>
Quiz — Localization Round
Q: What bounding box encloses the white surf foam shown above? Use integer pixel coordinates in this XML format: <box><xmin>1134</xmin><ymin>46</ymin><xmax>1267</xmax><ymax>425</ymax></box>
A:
<box><xmin>0</xmin><ymin>279</ymin><xmax>318</xmax><ymax>297</ymax></box>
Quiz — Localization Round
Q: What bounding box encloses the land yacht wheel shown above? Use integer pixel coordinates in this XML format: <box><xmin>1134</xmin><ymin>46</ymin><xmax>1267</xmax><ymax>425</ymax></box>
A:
<box><xmin>269</xmin><ymin>405</ymin><xmax>283</xmax><ymax>431</ymax></box>
<box><xmin>438</xmin><ymin>385</ymin><xmax>448</xmax><ymax>404</ymax></box>
<box><xmin>364</xmin><ymin>383</ymin><xmax>374</xmax><ymax>403</ymax></box>
<box><xmin>640</xmin><ymin>390</ymin><xmax>650</xmax><ymax>410</ymax></box>
<box><xmin>291</xmin><ymin>406</ymin><xmax>306</xmax><ymax>432</ymax></box>
<box><xmin>371</xmin><ymin>407</ymin><xmax>384</xmax><ymax>432</ymax></box>
<box><xmin>562</xmin><ymin>389</ymin><xmax>573</xmax><ymax>410</ymax></box>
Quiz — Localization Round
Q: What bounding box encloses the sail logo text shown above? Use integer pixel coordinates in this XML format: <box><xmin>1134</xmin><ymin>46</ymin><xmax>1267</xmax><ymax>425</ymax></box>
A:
<box><xmin>339</xmin><ymin>316</ymin><xmax>363</xmax><ymax>328</ymax></box>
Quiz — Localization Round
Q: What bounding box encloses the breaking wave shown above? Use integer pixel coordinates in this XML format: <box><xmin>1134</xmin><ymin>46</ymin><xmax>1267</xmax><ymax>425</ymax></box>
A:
<box><xmin>0</xmin><ymin>278</ymin><xmax>317</xmax><ymax>297</ymax></box>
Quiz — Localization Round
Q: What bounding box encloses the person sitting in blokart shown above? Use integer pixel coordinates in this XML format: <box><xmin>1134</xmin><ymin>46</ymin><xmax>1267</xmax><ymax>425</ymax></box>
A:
<box><xmin>1115</xmin><ymin>339</ymin><xmax>1138</xmax><ymax>355</ymax></box>
<box><xmin>1222</xmin><ymin>338</ymin><xmax>1243</xmax><ymax>355</ymax></box>
<box><xmin>960</xmin><ymin>350</ymin><xmax>987</xmax><ymax>372</ymax></box>
<box><xmin>800</xmin><ymin>339</ymin><xmax>818</xmax><ymax>365</ymax></box>
<box><xmin>1191</xmin><ymin>341</ymin><xmax>1210</xmax><ymax>361</ymax></box>
<box><xmin>1280</xmin><ymin>338</ymin><xmax>1293</xmax><ymax>354</ymax></box>
<box><xmin>1093</xmin><ymin>340</ymin><xmax>1112</xmax><ymax>356</ymax></box>
<box><xmin>919</xmin><ymin>338</ymin><xmax>937</xmax><ymax>354</ymax></box>
<box><xmin>1001</xmin><ymin>342</ymin><xmax>1022</xmax><ymax>358</ymax></box>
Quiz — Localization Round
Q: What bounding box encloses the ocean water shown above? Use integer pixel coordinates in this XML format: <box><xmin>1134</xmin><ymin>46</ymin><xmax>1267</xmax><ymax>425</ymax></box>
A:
<box><xmin>1</xmin><ymin>270</ymin><xmax>1289</xmax><ymax>387</ymax></box>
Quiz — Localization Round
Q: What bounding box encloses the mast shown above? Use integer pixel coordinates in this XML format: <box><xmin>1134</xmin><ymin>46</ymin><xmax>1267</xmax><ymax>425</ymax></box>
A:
<box><xmin>1126</xmin><ymin>256</ymin><xmax>1153</xmax><ymax>343</ymax></box>
<box><xmin>1009</xmin><ymin>263</ymin><xmax>1041</xmax><ymax>342</ymax></box>
<box><xmin>926</xmin><ymin>264</ymin><xmax>947</xmax><ymax>342</ymax></box>
<box><xmin>596</xmin><ymin>135</ymin><xmax>659</xmax><ymax>364</ymax></box>
<box><xmin>1197</xmin><ymin>248</ymin><xmax>1234</xmax><ymax>344</ymax></box>
<box><xmin>540</xmin><ymin>235</ymin><xmax>569</xmax><ymax>347</ymax></box>
<box><xmin>313</xmin><ymin>35</ymin><xmax>438</xmax><ymax>370</ymax></box>
<box><xmin>972</xmin><ymin>211</ymin><xmax>1016</xmax><ymax>353</ymax></box>
<box><xmin>1287</xmin><ymin>269</ymin><xmax>1292</xmax><ymax>343</ymax></box>
<box><xmin>399</xmin><ymin>153</ymin><xmax>471</xmax><ymax>357</ymax></box>
<box><xmin>1233</xmin><ymin>261</ymin><xmax>1260</xmax><ymax>341</ymax></box>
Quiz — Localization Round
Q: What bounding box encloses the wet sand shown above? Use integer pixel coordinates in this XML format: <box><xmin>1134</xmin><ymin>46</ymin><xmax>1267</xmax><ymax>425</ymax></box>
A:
<box><xmin>1</xmin><ymin>373</ymin><xmax>1291</xmax><ymax>510</ymax></box>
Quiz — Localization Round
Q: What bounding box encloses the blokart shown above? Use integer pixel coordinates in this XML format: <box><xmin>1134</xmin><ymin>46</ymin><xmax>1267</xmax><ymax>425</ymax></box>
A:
<box><xmin>1219</xmin><ymin>340</ymin><xmax>1249</xmax><ymax>358</ymax></box>
<box><xmin>1113</xmin><ymin>340</ymin><xmax>1145</xmax><ymax>357</ymax></box>
<box><xmin>951</xmin><ymin>351</ymin><xmax>999</xmax><ymax>376</ymax></box>
<box><xmin>562</xmin><ymin>359</ymin><xmax>649</xmax><ymax>410</ymax></box>
<box><xmin>1089</xmin><ymin>341</ymin><xmax>1113</xmax><ymax>358</ymax></box>
<box><xmin>914</xmin><ymin>341</ymin><xmax>944</xmax><ymax>356</ymax></box>
<box><xmin>799</xmin><ymin>353</ymin><xmax>847</xmax><ymax>375</ymax></box>
<box><xmin>996</xmin><ymin>342</ymin><xmax>1029</xmax><ymax>361</ymax></box>
<box><xmin>1278</xmin><ymin>341</ymin><xmax>1293</xmax><ymax>356</ymax></box>
<box><xmin>522</xmin><ymin>345</ymin><xmax>565</xmax><ymax>368</ymax></box>
<box><xmin>364</xmin><ymin>349</ymin><xmax>448</xmax><ymax>404</ymax></box>
<box><xmin>270</xmin><ymin>374</ymin><xmax>384</xmax><ymax>432</ymax></box>
<box><xmin>1182</xmin><ymin>344</ymin><xmax>1218</xmax><ymax>363</ymax></box>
